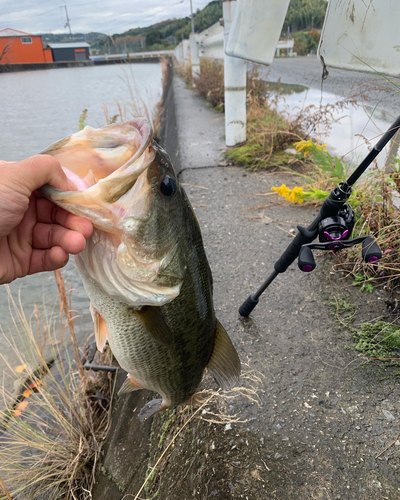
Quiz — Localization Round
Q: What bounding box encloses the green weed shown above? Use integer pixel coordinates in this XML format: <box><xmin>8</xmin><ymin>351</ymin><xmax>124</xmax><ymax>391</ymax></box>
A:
<box><xmin>353</xmin><ymin>273</ymin><xmax>374</xmax><ymax>293</ymax></box>
<box><xmin>78</xmin><ymin>109</ymin><xmax>88</xmax><ymax>131</ymax></box>
<box><xmin>353</xmin><ymin>320</ymin><xmax>400</xmax><ymax>358</ymax></box>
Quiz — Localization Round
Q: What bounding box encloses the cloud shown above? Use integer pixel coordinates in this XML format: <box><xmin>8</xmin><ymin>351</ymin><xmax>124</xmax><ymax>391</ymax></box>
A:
<box><xmin>0</xmin><ymin>0</ymin><xmax>211</xmax><ymax>35</ymax></box>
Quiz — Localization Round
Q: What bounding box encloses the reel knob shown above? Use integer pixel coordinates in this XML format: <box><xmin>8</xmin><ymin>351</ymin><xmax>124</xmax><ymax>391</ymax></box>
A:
<box><xmin>362</xmin><ymin>237</ymin><xmax>382</xmax><ymax>263</ymax></box>
<box><xmin>298</xmin><ymin>246</ymin><xmax>316</xmax><ymax>272</ymax></box>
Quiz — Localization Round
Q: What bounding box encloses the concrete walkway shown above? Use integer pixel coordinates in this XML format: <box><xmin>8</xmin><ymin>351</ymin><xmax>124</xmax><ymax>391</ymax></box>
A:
<box><xmin>93</xmin><ymin>73</ymin><xmax>400</xmax><ymax>500</ymax></box>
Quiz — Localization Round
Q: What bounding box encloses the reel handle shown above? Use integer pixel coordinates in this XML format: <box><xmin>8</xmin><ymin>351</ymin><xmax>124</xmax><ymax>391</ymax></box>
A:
<box><xmin>362</xmin><ymin>237</ymin><xmax>382</xmax><ymax>263</ymax></box>
<box><xmin>298</xmin><ymin>246</ymin><xmax>316</xmax><ymax>272</ymax></box>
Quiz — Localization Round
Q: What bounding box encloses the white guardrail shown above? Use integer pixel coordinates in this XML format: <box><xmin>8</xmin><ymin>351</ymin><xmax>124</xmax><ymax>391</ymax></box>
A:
<box><xmin>90</xmin><ymin>50</ymin><xmax>173</xmax><ymax>61</ymax></box>
<box><xmin>174</xmin><ymin>21</ymin><xmax>294</xmax><ymax>63</ymax></box>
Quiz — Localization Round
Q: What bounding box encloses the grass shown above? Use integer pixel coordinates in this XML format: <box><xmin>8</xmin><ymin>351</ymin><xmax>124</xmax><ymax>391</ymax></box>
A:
<box><xmin>331</xmin><ymin>296</ymin><xmax>400</xmax><ymax>362</ymax></box>
<box><xmin>193</xmin><ymin>59</ymin><xmax>224</xmax><ymax>110</ymax></box>
<box><xmin>0</xmin><ymin>270</ymin><xmax>114</xmax><ymax>499</ymax></box>
<box><xmin>353</xmin><ymin>321</ymin><xmax>400</xmax><ymax>359</ymax></box>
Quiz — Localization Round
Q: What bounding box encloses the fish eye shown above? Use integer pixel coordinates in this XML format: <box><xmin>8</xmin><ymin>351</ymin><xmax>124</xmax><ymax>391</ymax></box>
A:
<box><xmin>160</xmin><ymin>175</ymin><xmax>177</xmax><ymax>197</ymax></box>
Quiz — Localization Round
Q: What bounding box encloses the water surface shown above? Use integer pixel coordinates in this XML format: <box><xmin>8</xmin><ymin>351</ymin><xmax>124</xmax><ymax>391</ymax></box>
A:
<box><xmin>0</xmin><ymin>63</ymin><xmax>162</xmax><ymax>394</ymax></box>
<box><xmin>272</xmin><ymin>85</ymin><xmax>394</xmax><ymax>169</ymax></box>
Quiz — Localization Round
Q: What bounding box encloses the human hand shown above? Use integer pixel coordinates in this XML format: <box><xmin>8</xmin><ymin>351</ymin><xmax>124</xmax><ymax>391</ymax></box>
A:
<box><xmin>0</xmin><ymin>155</ymin><xmax>93</xmax><ymax>284</ymax></box>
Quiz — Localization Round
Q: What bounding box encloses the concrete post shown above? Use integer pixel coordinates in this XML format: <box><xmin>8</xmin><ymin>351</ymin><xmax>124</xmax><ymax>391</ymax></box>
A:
<box><xmin>190</xmin><ymin>33</ymin><xmax>200</xmax><ymax>84</ymax></box>
<box><xmin>223</xmin><ymin>0</ymin><xmax>247</xmax><ymax>146</ymax></box>
<box><xmin>182</xmin><ymin>39</ymin><xmax>190</xmax><ymax>62</ymax></box>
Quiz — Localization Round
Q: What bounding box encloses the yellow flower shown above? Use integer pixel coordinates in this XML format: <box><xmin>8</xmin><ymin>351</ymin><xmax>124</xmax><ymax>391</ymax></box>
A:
<box><xmin>293</xmin><ymin>140</ymin><xmax>327</xmax><ymax>157</ymax></box>
<box><xmin>271</xmin><ymin>184</ymin><xmax>305</xmax><ymax>204</ymax></box>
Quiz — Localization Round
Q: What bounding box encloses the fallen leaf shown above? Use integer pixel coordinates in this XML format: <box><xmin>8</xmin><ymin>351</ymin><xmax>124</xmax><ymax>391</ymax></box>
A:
<box><xmin>28</xmin><ymin>380</ymin><xmax>42</xmax><ymax>390</ymax></box>
<box><xmin>15</xmin><ymin>401</ymin><xmax>29</xmax><ymax>412</ymax></box>
<box><xmin>15</xmin><ymin>365</ymin><xmax>26</xmax><ymax>373</ymax></box>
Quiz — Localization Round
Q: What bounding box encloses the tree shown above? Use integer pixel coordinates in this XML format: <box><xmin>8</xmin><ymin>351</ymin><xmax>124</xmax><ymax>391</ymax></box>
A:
<box><xmin>284</xmin><ymin>0</ymin><xmax>328</xmax><ymax>32</ymax></box>
<box><xmin>145</xmin><ymin>30</ymin><xmax>162</xmax><ymax>47</ymax></box>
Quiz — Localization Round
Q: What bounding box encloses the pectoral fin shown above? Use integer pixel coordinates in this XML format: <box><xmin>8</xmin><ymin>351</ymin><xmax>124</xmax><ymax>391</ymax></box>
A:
<box><xmin>207</xmin><ymin>320</ymin><xmax>241</xmax><ymax>390</ymax></box>
<box><xmin>134</xmin><ymin>306</ymin><xmax>174</xmax><ymax>346</ymax></box>
<box><xmin>90</xmin><ymin>304</ymin><xmax>109</xmax><ymax>353</ymax></box>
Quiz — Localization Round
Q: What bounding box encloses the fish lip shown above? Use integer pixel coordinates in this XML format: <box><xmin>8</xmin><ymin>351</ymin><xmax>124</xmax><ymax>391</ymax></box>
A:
<box><xmin>39</xmin><ymin>118</ymin><xmax>154</xmax><ymax>202</ymax></box>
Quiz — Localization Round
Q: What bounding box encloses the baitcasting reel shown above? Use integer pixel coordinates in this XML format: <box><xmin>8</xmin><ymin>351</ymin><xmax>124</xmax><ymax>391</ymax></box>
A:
<box><xmin>297</xmin><ymin>203</ymin><xmax>382</xmax><ymax>272</ymax></box>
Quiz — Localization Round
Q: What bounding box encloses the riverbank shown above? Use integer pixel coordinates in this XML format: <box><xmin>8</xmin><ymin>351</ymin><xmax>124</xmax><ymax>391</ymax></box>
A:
<box><xmin>92</xmin><ymin>64</ymin><xmax>400</xmax><ymax>499</ymax></box>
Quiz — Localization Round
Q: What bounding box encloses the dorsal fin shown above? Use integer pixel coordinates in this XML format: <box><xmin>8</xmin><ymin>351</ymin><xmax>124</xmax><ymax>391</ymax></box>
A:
<box><xmin>90</xmin><ymin>304</ymin><xmax>109</xmax><ymax>353</ymax></box>
<box><xmin>207</xmin><ymin>320</ymin><xmax>241</xmax><ymax>390</ymax></box>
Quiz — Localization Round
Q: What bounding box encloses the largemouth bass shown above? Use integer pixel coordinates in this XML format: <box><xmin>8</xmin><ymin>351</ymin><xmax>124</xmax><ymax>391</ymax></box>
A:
<box><xmin>41</xmin><ymin>119</ymin><xmax>240</xmax><ymax>420</ymax></box>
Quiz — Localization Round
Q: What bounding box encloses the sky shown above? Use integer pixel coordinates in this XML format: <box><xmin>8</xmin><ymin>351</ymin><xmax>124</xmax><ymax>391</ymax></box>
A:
<box><xmin>0</xmin><ymin>0</ymin><xmax>213</xmax><ymax>35</ymax></box>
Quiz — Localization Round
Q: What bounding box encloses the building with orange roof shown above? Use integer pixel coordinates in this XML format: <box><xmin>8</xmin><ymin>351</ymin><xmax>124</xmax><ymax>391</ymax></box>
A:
<box><xmin>0</xmin><ymin>28</ymin><xmax>53</xmax><ymax>64</ymax></box>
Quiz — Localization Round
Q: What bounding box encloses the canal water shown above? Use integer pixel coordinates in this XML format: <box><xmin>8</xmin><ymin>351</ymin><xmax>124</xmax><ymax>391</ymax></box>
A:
<box><xmin>0</xmin><ymin>63</ymin><xmax>163</xmax><ymax>396</ymax></box>
<box><xmin>266</xmin><ymin>81</ymin><xmax>395</xmax><ymax>169</ymax></box>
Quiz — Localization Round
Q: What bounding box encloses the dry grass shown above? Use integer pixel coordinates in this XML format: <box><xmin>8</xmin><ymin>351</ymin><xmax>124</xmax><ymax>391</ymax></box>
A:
<box><xmin>102</xmin><ymin>56</ymin><xmax>170</xmax><ymax>139</ymax></box>
<box><xmin>194</xmin><ymin>59</ymin><xmax>224</xmax><ymax>110</ymax></box>
<box><xmin>176</xmin><ymin>60</ymin><xmax>193</xmax><ymax>87</ymax></box>
<box><xmin>0</xmin><ymin>271</ymin><xmax>114</xmax><ymax>499</ymax></box>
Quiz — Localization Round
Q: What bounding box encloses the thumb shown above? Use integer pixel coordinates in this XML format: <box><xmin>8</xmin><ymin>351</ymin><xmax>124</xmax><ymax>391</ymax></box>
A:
<box><xmin>14</xmin><ymin>155</ymin><xmax>76</xmax><ymax>194</ymax></box>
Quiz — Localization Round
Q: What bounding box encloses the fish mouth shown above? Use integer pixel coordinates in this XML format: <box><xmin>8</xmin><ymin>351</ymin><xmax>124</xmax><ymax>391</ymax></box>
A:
<box><xmin>40</xmin><ymin>119</ymin><xmax>185</xmax><ymax>307</ymax></box>
<box><xmin>40</xmin><ymin>118</ymin><xmax>156</xmax><ymax>231</ymax></box>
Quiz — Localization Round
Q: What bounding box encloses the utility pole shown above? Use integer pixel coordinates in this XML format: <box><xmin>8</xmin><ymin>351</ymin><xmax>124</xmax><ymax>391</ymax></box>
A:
<box><xmin>63</xmin><ymin>2</ymin><xmax>72</xmax><ymax>36</ymax></box>
<box><xmin>190</xmin><ymin>0</ymin><xmax>195</xmax><ymax>33</ymax></box>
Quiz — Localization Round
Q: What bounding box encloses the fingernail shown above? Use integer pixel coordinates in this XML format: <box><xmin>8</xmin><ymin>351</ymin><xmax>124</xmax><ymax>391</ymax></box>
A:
<box><xmin>68</xmin><ymin>179</ymin><xmax>78</xmax><ymax>191</ymax></box>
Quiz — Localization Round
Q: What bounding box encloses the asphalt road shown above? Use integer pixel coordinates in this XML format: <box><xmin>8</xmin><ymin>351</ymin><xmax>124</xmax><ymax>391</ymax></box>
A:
<box><xmin>263</xmin><ymin>56</ymin><xmax>400</xmax><ymax>118</ymax></box>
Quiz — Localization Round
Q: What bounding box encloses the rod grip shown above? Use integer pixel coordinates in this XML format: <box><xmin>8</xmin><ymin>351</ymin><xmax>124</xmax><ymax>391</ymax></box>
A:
<box><xmin>239</xmin><ymin>295</ymin><xmax>259</xmax><ymax>317</ymax></box>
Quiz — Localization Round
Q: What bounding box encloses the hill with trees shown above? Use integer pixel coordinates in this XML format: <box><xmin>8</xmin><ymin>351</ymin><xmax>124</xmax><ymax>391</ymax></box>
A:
<box><xmin>38</xmin><ymin>0</ymin><xmax>328</xmax><ymax>54</ymax></box>
<box><xmin>98</xmin><ymin>0</ymin><xmax>223</xmax><ymax>51</ymax></box>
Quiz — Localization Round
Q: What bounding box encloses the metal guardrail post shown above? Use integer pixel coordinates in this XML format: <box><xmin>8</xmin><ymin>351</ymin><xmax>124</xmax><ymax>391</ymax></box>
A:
<box><xmin>223</xmin><ymin>0</ymin><xmax>247</xmax><ymax>146</ymax></box>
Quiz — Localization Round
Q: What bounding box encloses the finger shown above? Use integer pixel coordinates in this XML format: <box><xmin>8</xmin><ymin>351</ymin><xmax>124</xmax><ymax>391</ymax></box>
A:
<box><xmin>14</xmin><ymin>155</ymin><xmax>77</xmax><ymax>193</ymax></box>
<box><xmin>29</xmin><ymin>247</ymin><xmax>69</xmax><ymax>275</ymax></box>
<box><xmin>33</xmin><ymin>223</ymin><xmax>87</xmax><ymax>254</ymax></box>
<box><xmin>36</xmin><ymin>198</ymin><xmax>93</xmax><ymax>237</ymax></box>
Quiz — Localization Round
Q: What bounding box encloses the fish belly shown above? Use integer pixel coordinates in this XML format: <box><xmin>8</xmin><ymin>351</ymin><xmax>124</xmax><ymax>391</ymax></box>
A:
<box><xmin>76</xmin><ymin>255</ymin><xmax>214</xmax><ymax>407</ymax></box>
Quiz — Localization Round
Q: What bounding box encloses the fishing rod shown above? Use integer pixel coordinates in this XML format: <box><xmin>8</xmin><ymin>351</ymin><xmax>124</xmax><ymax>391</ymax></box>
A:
<box><xmin>239</xmin><ymin>114</ymin><xmax>400</xmax><ymax>317</ymax></box>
